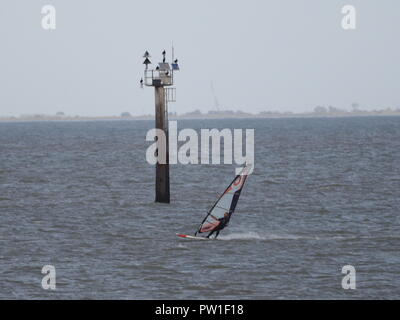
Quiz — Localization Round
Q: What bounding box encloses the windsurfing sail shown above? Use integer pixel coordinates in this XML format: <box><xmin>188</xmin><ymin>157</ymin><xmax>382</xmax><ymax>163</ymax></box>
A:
<box><xmin>195</xmin><ymin>165</ymin><xmax>252</xmax><ymax>236</ymax></box>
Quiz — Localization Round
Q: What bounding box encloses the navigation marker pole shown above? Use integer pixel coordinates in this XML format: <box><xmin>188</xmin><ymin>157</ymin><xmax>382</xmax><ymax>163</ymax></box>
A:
<box><xmin>141</xmin><ymin>49</ymin><xmax>180</xmax><ymax>203</ymax></box>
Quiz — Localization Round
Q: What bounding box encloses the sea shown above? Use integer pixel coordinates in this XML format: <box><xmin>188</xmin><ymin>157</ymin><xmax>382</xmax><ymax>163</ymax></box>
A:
<box><xmin>0</xmin><ymin>116</ymin><xmax>399</xmax><ymax>299</ymax></box>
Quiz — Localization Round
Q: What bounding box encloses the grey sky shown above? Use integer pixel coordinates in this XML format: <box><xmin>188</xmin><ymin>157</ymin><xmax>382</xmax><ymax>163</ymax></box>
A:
<box><xmin>0</xmin><ymin>0</ymin><xmax>399</xmax><ymax>116</ymax></box>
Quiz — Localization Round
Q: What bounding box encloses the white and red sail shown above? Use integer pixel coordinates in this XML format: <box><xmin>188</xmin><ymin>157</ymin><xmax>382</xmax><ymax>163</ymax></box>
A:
<box><xmin>195</xmin><ymin>165</ymin><xmax>251</xmax><ymax>236</ymax></box>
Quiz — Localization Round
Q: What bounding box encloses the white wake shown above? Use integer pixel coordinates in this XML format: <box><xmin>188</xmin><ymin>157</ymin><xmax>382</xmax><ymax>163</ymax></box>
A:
<box><xmin>218</xmin><ymin>231</ymin><xmax>306</xmax><ymax>241</ymax></box>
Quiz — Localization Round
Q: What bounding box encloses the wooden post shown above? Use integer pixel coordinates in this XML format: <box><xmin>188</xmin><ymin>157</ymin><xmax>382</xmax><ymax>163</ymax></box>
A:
<box><xmin>154</xmin><ymin>85</ymin><xmax>170</xmax><ymax>203</ymax></box>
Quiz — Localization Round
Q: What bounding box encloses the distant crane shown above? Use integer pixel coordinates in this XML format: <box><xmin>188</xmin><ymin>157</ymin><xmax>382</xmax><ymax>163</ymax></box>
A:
<box><xmin>211</xmin><ymin>82</ymin><xmax>220</xmax><ymax>112</ymax></box>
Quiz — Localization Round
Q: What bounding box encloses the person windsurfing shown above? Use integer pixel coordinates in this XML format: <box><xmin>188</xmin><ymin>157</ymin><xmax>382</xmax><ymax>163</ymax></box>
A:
<box><xmin>206</xmin><ymin>212</ymin><xmax>230</xmax><ymax>239</ymax></box>
<box><xmin>177</xmin><ymin>164</ymin><xmax>252</xmax><ymax>241</ymax></box>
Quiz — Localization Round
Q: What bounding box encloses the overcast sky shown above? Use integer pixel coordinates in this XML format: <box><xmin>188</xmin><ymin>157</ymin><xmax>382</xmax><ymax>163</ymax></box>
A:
<box><xmin>0</xmin><ymin>0</ymin><xmax>399</xmax><ymax>116</ymax></box>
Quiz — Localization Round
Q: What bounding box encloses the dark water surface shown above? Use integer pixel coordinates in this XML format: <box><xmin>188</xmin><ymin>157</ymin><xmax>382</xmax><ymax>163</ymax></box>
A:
<box><xmin>0</xmin><ymin>117</ymin><xmax>399</xmax><ymax>299</ymax></box>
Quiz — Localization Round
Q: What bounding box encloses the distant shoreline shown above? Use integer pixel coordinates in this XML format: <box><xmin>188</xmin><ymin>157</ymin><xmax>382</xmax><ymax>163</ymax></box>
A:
<box><xmin>1</xmin><ymin>111</ymin><xmax>400</xmax><ymax>122</ymax></box>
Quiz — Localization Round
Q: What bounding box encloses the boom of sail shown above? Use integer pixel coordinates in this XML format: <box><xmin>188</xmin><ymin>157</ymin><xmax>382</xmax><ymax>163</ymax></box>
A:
<box><xmin>195</xmin><ymin>165</ymin><xmax>251</xmax><ymax>236</ymax></box>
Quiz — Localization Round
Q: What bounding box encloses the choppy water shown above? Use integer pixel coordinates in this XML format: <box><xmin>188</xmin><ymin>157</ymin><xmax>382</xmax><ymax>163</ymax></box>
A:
<box><xmin>0</xmin><ymin>116</ymin><xmax>399</xmax><ymax>299</ymax></box>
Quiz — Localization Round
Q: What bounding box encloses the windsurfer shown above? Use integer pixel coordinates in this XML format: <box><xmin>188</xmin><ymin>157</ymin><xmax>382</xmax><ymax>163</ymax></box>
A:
<box><xmin>207</xmin><ymin>212</ymin><xmax>230</xmax><ymax>239</ymax></box>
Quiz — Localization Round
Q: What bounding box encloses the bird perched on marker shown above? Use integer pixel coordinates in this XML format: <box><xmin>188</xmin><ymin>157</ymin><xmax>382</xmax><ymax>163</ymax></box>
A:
<box><xmin>162</xmin><ymin>50</ymin><xmax>166</xmax><ymax>63</ymax></box>
<box><xmin>174</xmin><ymin>59</ymin><xmax>178</xmax><ymax>64</ymax></box>
<box><xmin>156</xmin><ymin>66</ymin><xmax>160</xmax><ymax>71</ymax></box>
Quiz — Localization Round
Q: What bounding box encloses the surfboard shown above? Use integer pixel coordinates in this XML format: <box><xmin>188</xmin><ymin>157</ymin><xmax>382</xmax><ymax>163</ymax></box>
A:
<box><xmin>176</xmin><ymin>233</ymin><xmax>209</xmax><ymax>240</ymax></box>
